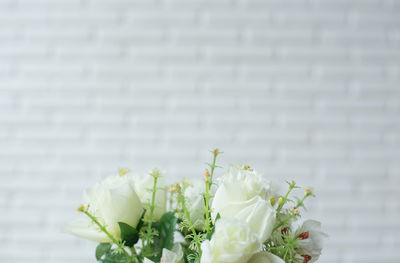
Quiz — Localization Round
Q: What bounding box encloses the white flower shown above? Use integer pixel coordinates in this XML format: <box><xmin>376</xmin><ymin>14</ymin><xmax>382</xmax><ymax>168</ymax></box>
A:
<box><xmin>183</xmin><ymin>179</ymin><xmax>214</xmax><ymax>231</ymax></box>
<box><xmin>248</xmin><ymin>252</ymin><xmax>285</xmax><ymax>263</ymax></box>
<box><xmin>211</xmin><ymin>166</ymin><xmax>276</xmax><ymax>242</ymax></box>
<box><xmin>200</xmin><ymin>219</ymin><xmax>262</xmax><ymax>263</ymax></box>
<box><xmin>296</xmin><ymin>220</ymin><xmax>327</xmax><ymax>263</ymax></box>
<box><xmin>129</xmin><ymin>172</ymin><xmax>166</xmax><ymax>221</ymax></box>
<box><xmin>144</xmin><ymin>244</ymin><xmax>184</xmax><ymax>263</ymax></box>
<box><xmin>64</xmin><ymin>174</ymin><xmax>144</xmax><ymax>242</ymax></box>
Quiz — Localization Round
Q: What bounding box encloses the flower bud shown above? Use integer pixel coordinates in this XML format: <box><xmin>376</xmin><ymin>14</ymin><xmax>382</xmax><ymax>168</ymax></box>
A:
<box><xmin>236</xmin><ymin>165</ymin><xmax>254</xmax><ymax>171</ymax></box>
<box><xmin>278</xmin><ymin>197</ymin><xmax>283</xmax><ymax>206</ymax></box>
<box><xmin>169</xmin><ymin>183</ymin><xmax>181</xmax><ymax>193</ymax></box>
<box><xmin>290</xmin><ymin>207</ymin><xmax>300</xmax><ymax>216</ymax></box>
<box><xmin>305</xmin><ymin>188</ymin><xmax>314</xmax><ymax>197</ymax></box>
<box><xmin>204</xmin><ymin>169</ymin><xmax>210</xmax><ymax>182</ymax></box>
<box><xmin>118</xmin><ymin>168</ymin><xmax>131</xmax><ymax>177</ymax></box>
<box><xmin>289</xmin><ymin>180</ymin><xmax>296</xmax><ymax>188</ymax></box>
<box><xmin>269</xmin><ymin>197</ymin><xmax>276</xmax><ymax>206</ymax></box>
<box><xmin>77</xmin><ymin>204</ymin><xmax>89</xmax><ymax>213</ymax></box>
<box><xmin>243</xmin><ymin>165</ymin><xmax>253</xmax><ymax>171</ymax></box>
<box><xmin>150</xmin><ymin>168</ymin><xmax>160</xmax><ymax>178</ymax></box>
<box><xmin>213</xmin><ymin>148</ymin><xmax>219</xmax><ymax>155</ymax></box>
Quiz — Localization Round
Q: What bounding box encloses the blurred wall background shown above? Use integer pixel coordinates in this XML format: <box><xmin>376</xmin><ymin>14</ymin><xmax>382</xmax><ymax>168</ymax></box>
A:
<box><xmin>1</xmin><ymin>0</ymin><xmax>399</xmax><ymax>262</ymax></box>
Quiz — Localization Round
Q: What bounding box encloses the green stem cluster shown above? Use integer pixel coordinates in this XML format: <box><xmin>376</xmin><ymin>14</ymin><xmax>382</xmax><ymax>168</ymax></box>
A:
<box><xmin>83</xmin><ymin>211</ymin><xmax>136</xmax><ymax>262</ymax></box>
<box><xmin>281</xmin><ymin>234</ymin><xmax>299</xmax><ymax>262</ymax></box>
<box><xmin>204</xmin><ymin>149</ymin><xmax>220</xmax><ymax>234</ymax></box>
<box><xmin>273</xmin><ymin>189</ymin><xmax>312</xmax><ymax>233</ymax></box>
<box><xmin>276</xmin><ymin>181</ymin><xmax>296</xmax><ymax>215</ymax></box>
<box><xmin>267</xmin><ymin>233</ymin><xmax>302</xmax><ymax>263</ymax></box>
<box><xmin>179</xmin><ymin>190</ymin><xmax>202</xmax><ymax>257</ymax></box>
<box><xmin>145</xmin><ymin>169</ymin><xmax>160</xmax><ymax>247</ymax></box>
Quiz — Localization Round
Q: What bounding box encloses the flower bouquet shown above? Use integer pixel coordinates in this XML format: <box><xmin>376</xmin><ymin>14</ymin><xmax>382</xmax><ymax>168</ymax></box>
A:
<box><xmin>65</xmin><ymin>149</ymin><xmax>326</xmax><ymax>263</ymax></box>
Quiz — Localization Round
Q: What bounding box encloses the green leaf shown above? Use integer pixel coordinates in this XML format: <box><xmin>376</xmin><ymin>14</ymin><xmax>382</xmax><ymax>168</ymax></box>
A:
<box><xmin>206</xmin><ymin>213</ymin><xmax>221</xmax><ymax>240</ymax></box>
<box><xmin>101</xmin><ymin>251</ymin><xmax>130</xmax><ymax>263</ymax></box>
<box><xmin>136</xmin><ymin>209</ymin><xmax>146</xmax><ymax>231</ymax></box>
<box><xmin>118</xmin><ymin>222</ymin><xmax>139</xmax><ymax>247</ymax></box>
<box><xmin>95</xmin><ymin>243</ymin><xmax>112</xmax><ymax>261</ymax></box>
<box><xmin>150</xmin><ymin>211</ymin><xmax>178</xmax><ymax>261</ymax></box>
<box><xmin>155</xmin><ymin>211</ymin><xmax>178</xmax><ymax>250</ymax></box>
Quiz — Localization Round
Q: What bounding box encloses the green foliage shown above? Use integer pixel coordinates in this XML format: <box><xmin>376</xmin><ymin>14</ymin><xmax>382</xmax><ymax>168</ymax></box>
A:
<box><xmin>155</xmin><ymin>212</ymin><xmax>178</xmax><ymax>250</ymax></box>
<box><xmin>77</xmin><ymin>150</ymin><xmax>322</xmax><ymax>263</ymax></box>
<box><xmin>204</xmin><ymin>149</ymin><xmax>221</xmax><ymax>235</ymax></box>
<box><xmin>265</xmin><ymin>183</ymin><xmax>317</xmax><ymax>263</ymax></box>
<box><xmin>149</xmin><ymin>211</ymin><xmax>178</xmax><ymax>261</ymax></box>
<box><xmin>206</xmin><ymin>213</ymin><xmax>220</xmax><ymax>240</ymax></box>
<box><xmin>96</xmin><ymin>243</ymin><xmax>112</xmax><ymax>261</ymax></box>
<box><xmin>180</xmin><ymin>243</ymin><xmax>201</xmax><ymax>263</ymax></box>
<box><xmin>177</xmin><ymin>193</ymin><xmax>203</xmax><ymax>256</ymax></box>
<box><xmin>266</xmin><ymin>228</ymin><xmax>303</xmax><ymax>263</ymax></box>
<box><xmin>96</xmin><ymin>244</ymin><xmax>131</xmax><ymax>263</ymax></box>
<box><xmin>101</xmin><ymin>251</ymin><xmax>131</xmax><ymax>263</ymax></box>
<box><xmin>187</xmin><ymin>251</ymin><xmax>201</xmax><ymax>263</ymax></box>
<box><xmin>143</xmin><ymin>170</ymin><xmax>160</xmax><ymax>252</ymax></box>
<box><xmin>136</xmin><ymin>209</ymin><xmax>146</xmax><ymax>230</ymax></box>
<box><xmin>118</xmin><ymin>222</ymin><xmax>139</xmax><ymax>247</ymax></box>
<box><xmin>84</xmin><ymin>211</ymin><xmax>133</xmax><ymax>261</ymax></box>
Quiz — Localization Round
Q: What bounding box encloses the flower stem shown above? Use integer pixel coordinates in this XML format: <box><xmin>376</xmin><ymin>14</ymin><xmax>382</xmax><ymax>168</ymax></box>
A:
<box><xmin>276</xmin><ymin>183</ymin><xmax>295</xmax><ymax>215</ymax></box>
<box><xmin>204</xmin><ymin>149</ymin><xmax>219</xmax><ymax>233</ymax></box>
<box><xmin>204</xmin><ymin>149</ymin><xmax>220</xmax><ymax>234</ymax></box>
<box><xmin>204</xmin><ymin>182</ymin><xmax>212</xmax><ymax>233</ymax></box>
<box><xmin>273</xmin><ymin>214</ymin><xmax>294</xmax><ymax>232</ymax></box>
<box><xmin>272</xmin><ymin>192</ymin><xmax>310</xmax><ymax>232</ymax></box>
<box><xmin>145</xmin><ymin>169</ymin><xmax>159</xmax><ymax>246</ymax></box>
<box><xmin>180</xmin><ymin>191</ymin><xmax>202</xmax><ymax>257</ymax></box>
<box><xmin>208</xmin><ymin>149</ymin><xmax>219</xmax><ymax>183</ymax></box>
<box><xmin>83</xmin><ymin>211</ymin><xmax>133</xmax><ymax>261</ymax></box>
<box><xmin>130</xmin><ymin>247</ymin><xmax>140</xmax><ymax>262</ymax></box>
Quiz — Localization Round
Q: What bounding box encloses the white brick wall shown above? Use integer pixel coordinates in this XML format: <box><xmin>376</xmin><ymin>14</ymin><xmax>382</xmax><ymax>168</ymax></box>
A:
<box><xmin>1</xmin><ymin>0</ymin><xmax>399</xmax><ymax>262</ymax></box>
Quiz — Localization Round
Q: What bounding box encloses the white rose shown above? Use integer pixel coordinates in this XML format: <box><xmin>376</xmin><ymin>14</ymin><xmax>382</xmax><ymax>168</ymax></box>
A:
<box><xmin>200</xmin><ymin>219</ymin><xmax>262</xmax><ymax>263</ymax></box>
<box><xmin>64</xmin><ymin>174</ymin><xmax>144</xmax><ymax>242</ymax></box>
<box><xmin>248</xmin><ymin>252</ymin><xmax>285</xmax><ymax>263</ymax></box>
<box><xmin>296</xmin><ymin>220</ymin><xmax>327</xmax><ymax>263</ymax></box>
<box><xmin>129</xmin><ymin>172</ymin><xmax>166</xmax><ymax>221</ymax></box>
<box><xmin>144</xmin><ymin>244</ymin><xmax>184</xmax><ymax>263</ymax></box>
<box><xmin>211</xmin><ymin>166</ymin><xmax>276</xmax><ymax>242</ymax></box>
<box><xmin>183</xmin><ymin>179</ymin><xmax>214</xmax><ymax>231</ymax></box>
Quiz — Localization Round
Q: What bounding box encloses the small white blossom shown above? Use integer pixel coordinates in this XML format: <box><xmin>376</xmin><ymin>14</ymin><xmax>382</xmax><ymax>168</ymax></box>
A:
<box><xmin>296</xmin><ymin>220</ymin><xmax>328</xmax><ymax>262</ymax></box>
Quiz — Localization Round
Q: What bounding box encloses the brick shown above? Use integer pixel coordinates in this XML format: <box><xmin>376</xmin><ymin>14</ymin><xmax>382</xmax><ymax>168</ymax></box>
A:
<box><xmin>1</xmin><ymin>0</ymin><xmax>400</xmax><ymax>262</ymax></box>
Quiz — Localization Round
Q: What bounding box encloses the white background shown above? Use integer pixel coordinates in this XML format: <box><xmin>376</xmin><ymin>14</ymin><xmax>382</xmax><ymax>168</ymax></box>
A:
<box><xmin>1</xmin><ymin>0</ymin><xmax>399</xmax><ymax>262</ymax></box>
